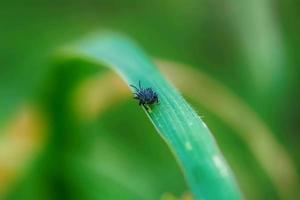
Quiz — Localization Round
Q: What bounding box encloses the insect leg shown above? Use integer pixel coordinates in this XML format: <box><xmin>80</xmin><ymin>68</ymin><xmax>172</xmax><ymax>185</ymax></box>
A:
<box><xmin>143</xmin><ymin>104</ymin><xmax>149</xmax><ymax>111</ymax></box>
<box><xmin>141</xmin><ymin>103</ymin><xmax>145</xmax><ymax>109</ymax></box>
<box><xmin>145</xmin><ymin>104</ymin><xmax>152</xmax><ymax>112</ymax></box>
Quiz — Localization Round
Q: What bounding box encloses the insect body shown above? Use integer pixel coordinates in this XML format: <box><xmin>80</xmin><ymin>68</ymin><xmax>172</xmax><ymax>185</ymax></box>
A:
<box><xmin>130</xmin><ymin>81</ymin><xmax>159</xmax><ymax>111</ymax></box>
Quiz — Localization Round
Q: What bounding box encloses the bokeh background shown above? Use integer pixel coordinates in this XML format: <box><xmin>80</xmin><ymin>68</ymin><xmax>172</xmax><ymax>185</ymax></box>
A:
<box><xmin>0</xmin><ymin>0</ymin><xmax>299</xmax><ymax>199</ymax></box>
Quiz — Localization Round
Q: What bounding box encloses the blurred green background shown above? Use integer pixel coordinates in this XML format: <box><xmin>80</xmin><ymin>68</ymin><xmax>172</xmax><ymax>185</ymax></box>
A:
<box><xmin>0</xmin><ymin>0</ymin><xmax>299</xmax><ymax>199</ymax></box>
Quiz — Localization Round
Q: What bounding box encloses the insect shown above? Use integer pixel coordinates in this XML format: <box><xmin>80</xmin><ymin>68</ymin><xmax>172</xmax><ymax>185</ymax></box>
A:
<box><xmin>130</xmin><ymin>81</ymin><xmax>159</xmax><ymax>111</ymax></box>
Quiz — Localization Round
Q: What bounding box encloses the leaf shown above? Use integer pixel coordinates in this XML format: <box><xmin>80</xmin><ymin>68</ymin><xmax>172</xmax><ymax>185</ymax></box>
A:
<box><xmin>57</xmin><ymin>33</ymin><xmax>242</xmax><ymax>200</ymax></box>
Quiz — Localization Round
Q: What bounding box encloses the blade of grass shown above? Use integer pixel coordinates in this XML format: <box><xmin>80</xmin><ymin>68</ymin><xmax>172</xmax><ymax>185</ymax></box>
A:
<box><xmin>58</xmin><ymin>33</ymin><xmax>242</xmax><ymax>200</ymax></box>
<box><xmin>158</xmin><ymin>60</ymin><xmax>300</xmax><ymax>200</ymax></box>
<box><xmin>74</xmin><ymin>60</ymin><xmax>300</xmax><ymax>199</ymax></box>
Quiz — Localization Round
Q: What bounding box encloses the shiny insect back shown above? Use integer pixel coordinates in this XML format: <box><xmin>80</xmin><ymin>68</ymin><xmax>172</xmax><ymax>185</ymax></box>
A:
<box><xmin>130</xmin><ymin>81</ymin><xmax>159</xmax><ymax>111</ymax></box>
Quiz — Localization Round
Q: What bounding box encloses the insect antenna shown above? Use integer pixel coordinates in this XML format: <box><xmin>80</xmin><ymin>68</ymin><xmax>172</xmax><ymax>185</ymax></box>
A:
<box><xmin>129</xmin><ymin>84</ymin><xmax>139</xmax><ymax>91</ymax></box>
<box><xmin>138</xmin><ymin>80</ymin><xmax>143</xmax><ymax>90</ymax></box>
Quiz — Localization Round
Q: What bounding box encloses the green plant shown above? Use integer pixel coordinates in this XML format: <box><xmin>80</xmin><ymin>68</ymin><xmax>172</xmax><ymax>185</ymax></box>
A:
<box><xmin>54</xmin><ymin>33</ymin><xmax>242</xmax><ymax>199</ymax></box>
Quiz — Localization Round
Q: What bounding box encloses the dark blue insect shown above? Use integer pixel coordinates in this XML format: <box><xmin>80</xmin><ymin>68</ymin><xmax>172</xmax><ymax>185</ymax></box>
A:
<box><xmin>130</xmin><ymin>81</ymin><xmax>159</xmax><ymax>111</ymax></box>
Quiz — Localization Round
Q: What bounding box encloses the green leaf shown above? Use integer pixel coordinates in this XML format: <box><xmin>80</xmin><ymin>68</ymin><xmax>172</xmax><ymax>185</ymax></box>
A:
<box><xmin>57</xmin><ymin>33</ymin><xmax>242</xmax><ymax>200</ymax></box>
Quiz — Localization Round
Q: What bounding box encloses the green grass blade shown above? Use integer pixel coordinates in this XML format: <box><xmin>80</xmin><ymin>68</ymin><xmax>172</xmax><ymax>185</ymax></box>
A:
<box><xmin>60</xmin><ymin>33</ymin><xmax>242</xmax><ymax>200</ymax></box>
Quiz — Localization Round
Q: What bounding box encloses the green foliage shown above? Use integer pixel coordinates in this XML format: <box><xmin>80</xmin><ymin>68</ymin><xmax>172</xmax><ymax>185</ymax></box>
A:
<box><xmin>56</xmin><ymin>34</ymin><xmax>242</xmax><ymax>199</ymax></box>
<box><xmin>1</xmin><ymin>1</ymin><xmax>300</xmax><ymax>200</ymax></box>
